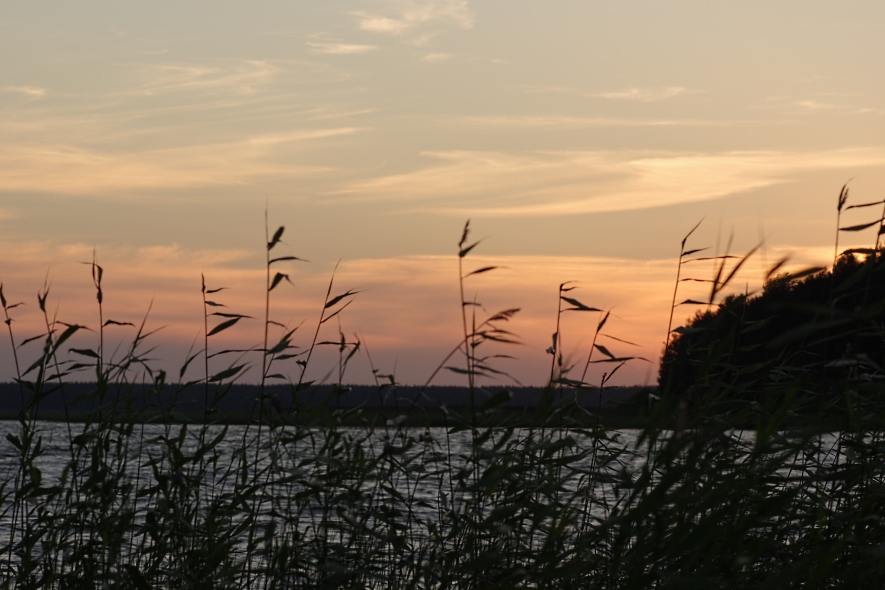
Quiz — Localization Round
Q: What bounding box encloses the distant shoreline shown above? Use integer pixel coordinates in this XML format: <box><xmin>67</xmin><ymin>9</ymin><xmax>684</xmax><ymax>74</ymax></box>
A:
<box><xmin>0</xmin><ymin>382</ymin><xmax>652</xmax><ymax>426</ymax></box>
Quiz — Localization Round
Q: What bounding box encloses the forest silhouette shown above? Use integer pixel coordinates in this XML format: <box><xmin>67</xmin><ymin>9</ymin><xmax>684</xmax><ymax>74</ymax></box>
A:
<box><xmin>660</xmin><ymin>250</ymin><xmax>885</xmax><ymax>401</ymax></box>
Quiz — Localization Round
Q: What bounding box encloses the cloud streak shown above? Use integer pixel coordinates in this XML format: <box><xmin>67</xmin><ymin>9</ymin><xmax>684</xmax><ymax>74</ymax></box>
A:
<box><xmin>4</xmin><ymin>86</ymin><xmax>47</xmax><ymax>98</ymax></box>
<box><xmin>337</xmin><ymin>148</ymin><xmax>885</xmax><ymax>216</ymax></box>
<box><xmin>0</xmin><ymin>128</ymin><xmax>363</xmax><ymax>194</ymax></box>
<box><xmin>307</xmin><ymin>42</ymin><xmax>378</xmax><ymax>55</ymax></box>
<box><xmin>421</xmin><ymin>52</ymin><xmax>452</xmax><ymax>62</ymax></box>
<box><xmin>456</xmin><ymin>115</ymin><xmax>767</xmax><ymax>129</ymax></box>
<box><xmin>353</xmin><ymin>0</ymin><xmax>473</xmax><ymax>45</ymax></box>
<box><xmin>130</xmin><ymin>60</ymin><xmax>280</xmax><ymax>96</ymax></box>
<box><xmin>586</xmin><ymin>87</ymin><xmax>688</xmax><ymax>102</ymax></box>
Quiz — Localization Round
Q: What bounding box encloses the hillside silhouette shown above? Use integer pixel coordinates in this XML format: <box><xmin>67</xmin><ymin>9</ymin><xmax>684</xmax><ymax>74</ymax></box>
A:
<box><xmin>659</xmin><ymin>252</ymin><xmax>885</xmax><ymax>398</ymax></box>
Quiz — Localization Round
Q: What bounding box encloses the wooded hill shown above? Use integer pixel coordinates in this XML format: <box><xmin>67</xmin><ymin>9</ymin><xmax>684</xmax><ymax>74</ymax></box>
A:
<box><xmin>659</xmin><ymin>252</ymin><xmax>885</xmax><ymax>399</ymax></box>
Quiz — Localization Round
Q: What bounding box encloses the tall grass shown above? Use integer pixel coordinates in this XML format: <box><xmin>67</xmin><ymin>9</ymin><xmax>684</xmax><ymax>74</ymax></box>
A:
<box><xmin>1</xmin><ymin>197</ymin><xmax>885</xmax><ymax>588</ymax></box>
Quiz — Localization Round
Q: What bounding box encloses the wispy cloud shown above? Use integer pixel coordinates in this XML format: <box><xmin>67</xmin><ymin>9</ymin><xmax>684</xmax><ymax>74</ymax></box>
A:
<box><xmin>358</xmin><ymin>15</ymin><xmax>412</xmax><ymax>34</ymax></box>
<box><xmin>353</xmin><ymin>0</ymin><xmax>474</xmax><ymax>45</ymax></box>
<box><xmin>848</xmin><ymin>107</ymin><xmax>885</xmax><ymax>116</ymax></box>
<box><xmin>307</xmin><ymin>42</ymin><xmax>378</xmax><ymax>55</ymax></box>
<box><xmin>794</xmin><ymin>99</ymin><xmax>885</xmax><ymax>116</ymax></box>
<box><xmin>0</xmin><ymin>128</ymin><xmax>363</xmax><ymax>194</ymax></box>
<box><xmin>4</xmin><ymin>86</ymin><xmax>47</xmax><ymax>98</ymax></box>
<box><xmin>517</xmin><ymin>84</ymin><xmax>691</xmax><ymax>102</ymax></box>
<box><xmin>756</xmin><ymin>95</ymin><xmax>885</xmax><ymax>117</ymax></box>
<box><xmin>586</xmin><ymin>86</ymin><xmax>687</xmax><ymax>102</ymax></box>
<box><xmin>0</xmin><ymin>55</ymin><xmax>375</xmax><ymax>198</ymax></box>
<box><xmin>131</xmin><ymin>60</ymin><xmax>279</xmax><ymax>96</ymax></box>
<box><xmin>336</xmin><ymin>148</ymin><xmax>885</xmax><ymax>216</ymax></box>
<box><xmin>796</xmin><ymin>100</ymin><xmax>835</xmax><ymax>111</ymax></box>
<box><xmin>455</xmin><ymin>115</ymin><xmax>763</xmax><ymax>129</ymax></box>
<box><xmin>421</xmin><ymin>52</ymin><xmax>452</xmax><ymax>62</ymax></box>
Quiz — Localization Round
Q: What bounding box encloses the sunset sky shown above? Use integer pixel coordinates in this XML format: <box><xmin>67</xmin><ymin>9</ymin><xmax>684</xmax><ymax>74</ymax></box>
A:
<box><xmin>2</xmin><ymin>1</ymin><xmax>885</xmax><ymax>387</ymax></box>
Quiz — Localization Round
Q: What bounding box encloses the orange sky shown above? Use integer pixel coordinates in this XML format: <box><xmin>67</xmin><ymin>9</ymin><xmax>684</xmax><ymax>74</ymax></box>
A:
<box><xmin>2</xmin><ymin>1</ymin><xmax>885</xmax><ymax>385</ymax></box>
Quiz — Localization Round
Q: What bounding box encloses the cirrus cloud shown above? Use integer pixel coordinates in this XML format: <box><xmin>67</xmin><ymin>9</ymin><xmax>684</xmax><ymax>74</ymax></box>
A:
<box><xmin>130</xmin><ymin>60</ymin><xmax>279</xmax><ymax>96</ymax></box>
<box><xmin>421</xmin><ymin>52</ymin><xmax>452</xmax><ymax>62</ymax></box>
<box><xmin>307</xmin><ymin>42</ymin><xmax>378</xmax><ymax>55</ymax></box>
<box><xmin>335</xmin><ymin>148</ymin><xmax>885</xmax><ymax>217</ymax></box>
<box><xmin>586</xmin><ymin>86</ymin><xmax>688</xmax><ymax>102</ymax></box>
<box><xmin>4</xmin><ymin>86</ymin><xmax>47</xmax><ymax>98</ymax></box>
<box><xmin>0</xmin><ymin>128</ymin><xmax>364</xmax><ymax>195</ymax></box>
<box><xmin>353</xmin><ymin>0</ymin><xmax>474</xmax><ymax>46</ymax></box>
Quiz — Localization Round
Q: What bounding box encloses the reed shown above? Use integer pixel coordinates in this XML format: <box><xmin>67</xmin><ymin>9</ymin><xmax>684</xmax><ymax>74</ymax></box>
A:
<box><xmin>1</xmin><ymin>197</ymin><xmax>885</xmax><ymax>588</ymax></box>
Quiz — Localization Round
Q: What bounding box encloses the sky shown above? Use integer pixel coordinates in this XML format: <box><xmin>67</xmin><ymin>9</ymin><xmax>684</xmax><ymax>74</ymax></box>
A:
<box><xmin>2</xmin><ymin>0</ymin><xmax>885</xmax><ymax>387</ymax></box>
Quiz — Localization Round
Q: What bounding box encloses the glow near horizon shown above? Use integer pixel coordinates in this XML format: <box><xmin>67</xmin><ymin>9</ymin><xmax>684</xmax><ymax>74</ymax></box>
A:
<box><xmin>1</xmin><ymin>1</ymin><xmax>884</xmax><ymax>386</ymax></box>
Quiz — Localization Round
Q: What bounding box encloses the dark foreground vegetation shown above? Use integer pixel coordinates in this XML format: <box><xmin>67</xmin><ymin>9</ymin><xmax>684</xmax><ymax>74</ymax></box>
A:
<box><xmin>2</xmin><ymin>194</ymin><xmax>885</xmax><ymax>588</ymax></box>
<box><xmin>661</xmin><ymin>252</ymin><xmax>885</xmax><ymax>398</ymax></box>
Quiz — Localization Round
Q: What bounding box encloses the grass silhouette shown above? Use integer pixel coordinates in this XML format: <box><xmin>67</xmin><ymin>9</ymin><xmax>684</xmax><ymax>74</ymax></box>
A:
<box><xmin>1</xmin><ymin>196</ymin><xmax>885</xmax><ymax>588</ymax></box>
